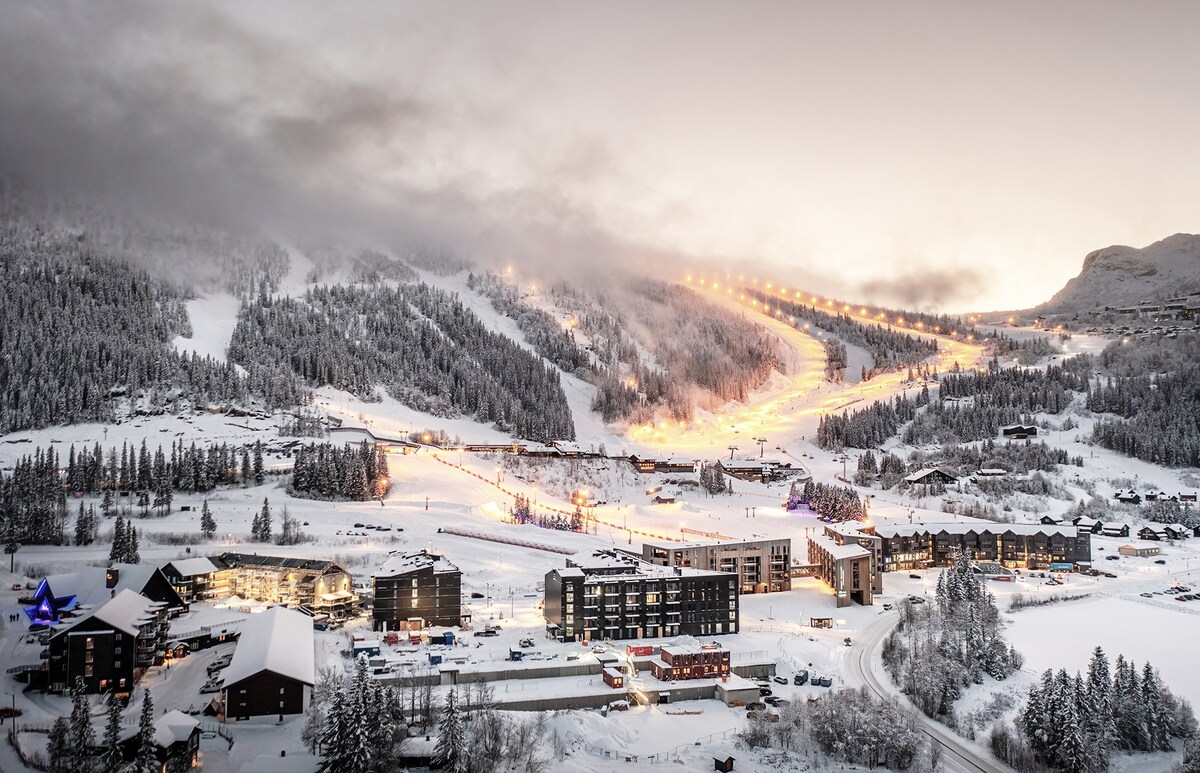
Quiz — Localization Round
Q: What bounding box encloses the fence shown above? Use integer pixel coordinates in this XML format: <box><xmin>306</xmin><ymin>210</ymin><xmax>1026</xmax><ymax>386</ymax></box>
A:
<box><xmin>578</xmin><ymin>726</ymin><xmax>739</xmax><ymax>764</ymax></box>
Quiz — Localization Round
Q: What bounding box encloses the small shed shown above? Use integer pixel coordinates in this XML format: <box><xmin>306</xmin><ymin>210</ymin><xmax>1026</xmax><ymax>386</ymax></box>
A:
<box><xmin>714</xmin><ymin>755</ymin><xmax>736</xmax><ymax>772</ymax></box>
<box><xmin>1119</xmin><ymin>544</ymin><xmax>1160</xmax><ymax>558</ymax></box>
<box><xmin>602</xmin><ymin>667</ymin><xmax>625</xmax><ymax>689</ymax></box>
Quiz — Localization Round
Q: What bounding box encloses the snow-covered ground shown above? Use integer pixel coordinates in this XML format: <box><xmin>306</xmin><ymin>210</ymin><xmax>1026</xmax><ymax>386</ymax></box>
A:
<box><xmin>173</xmin><ymin>293</ymin><xmax>242</xmax><ymax>363</ymax></box>
<box><xmin>4</xmin><ymin>248</ymin><xmax>1198</xmax><ymax>771</ymax></box>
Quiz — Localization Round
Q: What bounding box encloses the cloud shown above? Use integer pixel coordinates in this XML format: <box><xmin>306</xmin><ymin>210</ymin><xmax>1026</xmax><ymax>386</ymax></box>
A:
<box><xmin>2</xmin><ymin>1</ymin><xmax>1197</xmax><ymax>311</ymax></box>
<box><xmin>856</xmin><ymin>269</ymin><xmax>985</xmax><ymax>313</ymax></box>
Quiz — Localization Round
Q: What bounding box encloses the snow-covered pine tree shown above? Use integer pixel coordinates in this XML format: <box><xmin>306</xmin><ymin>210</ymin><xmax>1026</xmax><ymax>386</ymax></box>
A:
<box><xmin>433</xmin><ymin>688</ymin><xmax>466</xmax><ymax>771</ymax></box>
<box><xmin>48</xmin><ymin>716</ymin><xmax>71</xmax><ymax>773</ymax></box>
<box><xmin>258</xmin><ymin>498</ymin><xmax>272</xmax><ymax>542</ymax></box>
<box><xmin>109</xmin><ymin>516</ymin><xmax>126</xmax><ymax>564</ymax></box>
<box><xmin>103</xmin><ymin>694</ymin><xmax>123</xmax><ymax>773</ymax></box>
<box><xmin>132</xmin><ymin>691</ymin><xmax>157</xmax><ymax>773</ymax></box>
<box><xmin>200</xmin><ymin>499</ymin><xmax>216</xmax><ymax>538</ymax></box>
<box><xmin>68</xmin><ymin>676</ymin><xmax>96</xmax><ymax>771</ymax></box>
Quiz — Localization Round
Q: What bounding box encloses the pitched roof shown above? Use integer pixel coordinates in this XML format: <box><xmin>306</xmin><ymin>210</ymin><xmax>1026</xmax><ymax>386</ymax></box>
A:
<box><xmin>45</xmin><ymin>564</ymin><xmax>164</xmax><ymax>608</ymax></box>
<box><xmin>56</xmin><ymin>589</ymin><xmax>165</xmax><ymax>637</ymax></box>
<box><xmin>152</xmin><ymin>710</ymin><xmax>200</xmax><ymax>747</ymax></box>
<box><xmin>163</xmin><ymin>557</ymin><xmax>221</xmax><ymax>577</ymax></box>
<box><xmin>873</xmin><ymin>523</ymin><xmax>1079</xmax><ymax>539</ymax></box>
<box><xmin>222</xmin><ymin>606</ymin><xmax>314</xmax><ymax>688</ymax></box>
<box><xmin>904</xmin><ymin>468</ymin><xmax>957</xmax><ymax>483</ymax></box>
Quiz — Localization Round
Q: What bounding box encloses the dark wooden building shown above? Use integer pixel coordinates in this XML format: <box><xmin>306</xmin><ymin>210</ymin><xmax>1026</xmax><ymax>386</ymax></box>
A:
<box><xmin>222</xmin><ymin>606</ymin><xmax>314</xmax><ymax>720</ymax></box>
<box><xmin>650</xmin><ymin>643</ymin><xmax>731</xmax><ymax>681</ymax></box>
<box><xmin>545</xmin><ymin>550</ymin><xmax>739</xmax><ymax>643</ymax></box>
<box><xmin>1001</xmin><ymin>425</ymin><xmax>1039</xmax><ymax>440</ymax></box>
<box><xmin>46</xmin><ymin>589</ymin><xmax>171</xmax><ymax>695</ymax></box>
<box><xmin>872</xmin><ymin>523</ymin><xmax>1091</xmax><ymax>570</ymax></box>
<box><xmin>372</xmin><ymin>550</ymin><xmax>462</xmax><ymax>631</ymax></box>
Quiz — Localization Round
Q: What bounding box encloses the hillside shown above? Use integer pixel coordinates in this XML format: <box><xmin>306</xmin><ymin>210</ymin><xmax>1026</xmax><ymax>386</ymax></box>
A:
<box><xmin>1037</xmin><ymin>233</ymin><xmax>1200</xmax><ymax>313</ymax></box>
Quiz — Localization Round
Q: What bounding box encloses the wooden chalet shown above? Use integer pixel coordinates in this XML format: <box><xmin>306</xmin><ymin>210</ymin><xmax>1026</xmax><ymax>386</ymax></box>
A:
<box><xmin>1100</xmin><ymin>522</ymin><xmax>1130</xmax><ymax>538</ymax></box>
<box><xmin>903</xmin><ymin>468</ymin><xmax>959</xmax><ymax>486</ymax></box>
<box><xmin>1001</xmin><ymin>425</ymin><xmax>1038</xmax><ymax>440</ymax></box>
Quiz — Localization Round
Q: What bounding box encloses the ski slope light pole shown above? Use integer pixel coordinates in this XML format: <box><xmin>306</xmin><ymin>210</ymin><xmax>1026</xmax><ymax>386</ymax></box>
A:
<box><xmin>755</xmin><ymin>437</ymin><xmax>767</xmax><ymax>458</ymax></box>
<box><xmin>727</xmin><ymin>445</ymin><xmax>738</xmax><ymax>460</ymax></box>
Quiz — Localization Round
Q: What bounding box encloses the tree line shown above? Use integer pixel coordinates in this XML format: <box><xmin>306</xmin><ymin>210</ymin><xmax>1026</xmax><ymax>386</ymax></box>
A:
<box><xmin>989</xmin><ymin>647</ymin><xmax>1197</xmax><ymax>772</ymax></box>
<box><xmin>228</xmin><ymin>283</ymin><xmax>575</xmax><ymax>440</ymax></box>
<box><xmin>0</xmin><ymin>242</ymin><xmax>306</xmax><ymax>434</ymax></box>
<box><xmin>746</xmin><ymin>289</ymin><xmax>939</xmax><ymax>371</ymax></box>
<box><xmin>289</xmin><ymin>441</ymin><xmax>390</xmax><ymax>501</ymax></box>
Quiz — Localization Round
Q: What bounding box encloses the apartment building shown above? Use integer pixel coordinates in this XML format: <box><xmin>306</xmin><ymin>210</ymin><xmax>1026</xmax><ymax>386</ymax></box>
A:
<box><xmin>544</xmin><ymin>550</ymin><xmax>739</xmax><ymax>643</ymax></box>
<box><xmin>808</xmin><ymin>522</ymin><xmax>883</xmax><ymax>607</ymax></box>
<box><xmin>372</xmin><ymin>550</ymin><xmax>463</xmax><ymax>631</ymax></box>
<box><xmin>871</xmin><ymin>523</ymin><xmax>1091</xmax><ymax>570</ymax></box>
<box><xmin>46</xmin><ymin>589</ymin><xmax>171</xmax><ymax>695</ymax></box>
<box><xmin>641</xmin><ymin>537</ymin><xmax>791</xmax><ymax>593</ymax></box>
<box><xmin>162</xmin><ymin>553</ymin><xmax>358</xmax><ymax>617</ymax></box>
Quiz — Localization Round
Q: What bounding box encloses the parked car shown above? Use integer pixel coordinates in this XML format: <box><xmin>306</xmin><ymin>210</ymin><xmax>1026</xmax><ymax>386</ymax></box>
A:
<box><xmin>473</xmin><ymin>629</ymin><xmax>498</xmax><ymax>637</ymax></box>
<box><xmin>882</xmin><ymin>603</ymin><xmax>894</xmax><ymax>611</ymax></box>
<box><xmin>1155</xmin><ymin>560</ymin><xmax>1167</xmax><ymax>565</ymax></box>
<box><xmin>1176</xmin><ymin>596</ymin><xmax>1190</xmax><ymax>601</ymax></box>
<box><xmin>470</xmin><ymin>592</ymin><xmax>485</xmax><ymax>598</ymax></box>
<box><xmin>1141</xmin><ymin>592</ymin><xmax>1154</xmax><ymax>598</ymax></box>
<box><xmin>764</xmin><ymin>696</ymin><xmax>789</xmax><ymax>707</ymax></box>
<box><xmin>1103</xmin><ymin>572</ymin><xmax>1117</xmax><ymax>578</ymax></box>
<box><xmin>758</xmin><ymin>687</ymin><xmax>773</xmax><ymax>697</ymax></box>
<box><xmin>772</xmin><ymin>676</ymin><xmax>788</xmax><ymax>685</ymax></box>
<box><xmin>908</xmin><ymin>596</ymin><xmax>926</xmax><ymax>604</ymax></box>
<box><xmin>793</xmin><ymin>671</ymin><xmax>809</xmax><ymax>685</ymax></box>
<box><xmin>745</xmin><ymin>702</ymin><xmax>767</xmax><ymax>711</ymax></box>
<box><xmin>1105</xmin><ymin>555</ymin><xmax>1120</xmax><ymax>561</ymax></box>
<box><xmin>1179</xmin><ymin>587</ymin><xmax>1192</xmax><ymax>593</ymax></box>
<box><xmin>908</xmin><ymin>574</ymin><xmax>921</xmax><ymax>580</ymax></box>
<box><xmin>199</xmin><ymin>679</ymin><xmax>223</xmax><ymax>694</ymax></box>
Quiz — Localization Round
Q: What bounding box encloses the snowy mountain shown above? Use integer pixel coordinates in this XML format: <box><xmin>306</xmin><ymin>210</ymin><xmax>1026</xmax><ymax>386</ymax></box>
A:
<box><xmin>1036</xmin><ymin>233</ymin><xmax>1200</xmax><ymax>313</ymax></box>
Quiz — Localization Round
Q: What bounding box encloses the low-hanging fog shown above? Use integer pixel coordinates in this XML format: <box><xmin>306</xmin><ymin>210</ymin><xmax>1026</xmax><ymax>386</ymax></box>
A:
<box><xmin>2</xmin><ymin>1</ymin><xmax>1198</xmax><ymax>312</ymax></box>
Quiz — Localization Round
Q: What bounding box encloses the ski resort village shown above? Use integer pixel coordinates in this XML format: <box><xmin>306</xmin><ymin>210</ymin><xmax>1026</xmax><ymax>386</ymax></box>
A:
<box><xmin>4</xmin><ymin>4</ymin><xmax>1200</xmax><ymax>773</ymax></box>
<box><xmin>2</xmin><ymin>225</ymin><xmax>1200</xmax><ymax>773</ymax></box>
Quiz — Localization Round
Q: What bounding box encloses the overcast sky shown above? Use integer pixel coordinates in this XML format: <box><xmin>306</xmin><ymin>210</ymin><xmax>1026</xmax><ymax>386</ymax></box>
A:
<box><xmin>1</xmin><ymin>2</ymin><xmax>1197</xmax><ymax>311</ymax></box>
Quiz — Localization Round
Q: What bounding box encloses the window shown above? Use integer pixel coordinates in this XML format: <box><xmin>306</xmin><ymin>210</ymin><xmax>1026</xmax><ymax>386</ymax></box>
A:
<box><xmin>411</xmin><ymin>578</ymin><xmax>418</xmax><ymax>587</ymax></box>
<box><xmin>85</xmin><ymin>665</ymin><xmax>93</xmax><ymax>677</ymax></box>
<box><xmin>280</xmin><ymin>687</ymin><xmax>286</xmax><ymax>694</ymax></box>
<box><xmin>85</xmin><ymin>637</ymin><xmax>94</xmax><ymax>650</ymax></box>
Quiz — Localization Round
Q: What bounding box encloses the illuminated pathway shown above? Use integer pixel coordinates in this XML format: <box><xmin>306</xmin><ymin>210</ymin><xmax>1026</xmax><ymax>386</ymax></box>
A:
<box><xmin>620</xmin><ymin>278</ymin><xmax>985</xmax><ymax>460</ymax></box>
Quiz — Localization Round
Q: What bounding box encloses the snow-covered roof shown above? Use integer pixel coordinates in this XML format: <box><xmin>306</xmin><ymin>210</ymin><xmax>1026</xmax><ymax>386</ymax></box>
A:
<box><xmin>977</xmin><ymin>468</ymin><xmax>1008</xmax><ymax>476</ymax></box>
<box><xmin>152</xmin><ymin>710</ymin><xmax>200</xmax><ymax>747</ymax></box>
<box><xmin>59</xmin><ymin>589</ymin><xmax>165</xmax><ymax>637</ymax></box>
<box><xmin>568</xmin><ymin>551</ymin><xmax>731</xmax><ymax>580</ymax></box>
<box><xmin>659</xmin><ymin>457</ymin><xmax>696</xmax><ymax>466</ymax></box>
<box><xmin>222</xmin><ymin>607</ymin><xmax>315</xmax><ymax>688</ymax></box>
<box><xmin>1075</xmin><ymin>517</ymin><xmax>1101</xmax><ymax>528</ymax></box>
<box><xmin>825</xmin><ymin>521</ymin><xmax>871</xmax><ymax>538</ymax></box>
<box><xmin>873</xmin><ymin>523</ymin><xmax>1080</xmax><ymax>539</ymax></box>
<box><xmin>163</xmin><ymin>557</ymin><xmax>221</xmax><ymax>577</ymax></box>
<box><xmin>643</xmin><ymin>536</ymin><xmax>788</xmax><ymax>550</ymax></box>
<box><xmin>374</xmin><ymin>550</ymin><xmax>458</xmax><ymax>578</ymax></box>
<box><xmin>661</xmin><ymin>643</ymin><xmax>725</xmax><ymax>657</ymax></box>
<box><xmin>808</xmin><ymin>534</ymin><xmax>871</xmax><ymax>560</ymax></box>
<box><xmin>45</xmin><ymin>564</ymin><xmax>164</xmax><ymax>608</ymax></box>
<box><xmin>904</xmin><ymin>468</ymin><xmax>957</xmax><ymax>483</ymax></box>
